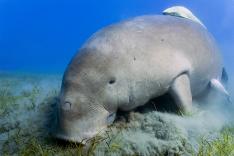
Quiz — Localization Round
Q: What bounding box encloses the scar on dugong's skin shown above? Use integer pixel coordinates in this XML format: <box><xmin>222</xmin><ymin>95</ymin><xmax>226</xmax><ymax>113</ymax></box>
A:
<box><xmin>54</xmin><ymin>6</ymin><xmax>229</xmax><ymax>143</ymax></box>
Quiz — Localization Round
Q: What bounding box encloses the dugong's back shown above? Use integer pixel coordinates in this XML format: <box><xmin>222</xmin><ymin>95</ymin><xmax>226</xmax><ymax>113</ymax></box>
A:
<box><xmin>84</xmin><ymin>15</ymin><xmax>223</xmax><ymax>96</ymax></box>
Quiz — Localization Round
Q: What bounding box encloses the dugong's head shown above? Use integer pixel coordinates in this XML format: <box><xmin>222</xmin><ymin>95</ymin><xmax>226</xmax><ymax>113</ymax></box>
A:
<box><xmin>54</xmin><ymin>45</ymin><xmax>128</xmax><ymax>143</ymax></box>
<box><xmin>163</xmin><ymin>6</ymin><xmax>206</xmax><ymax>28</ymax></box>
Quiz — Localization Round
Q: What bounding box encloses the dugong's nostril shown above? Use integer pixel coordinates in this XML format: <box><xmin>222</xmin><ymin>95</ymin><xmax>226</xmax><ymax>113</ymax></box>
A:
<box><xmin>62</xmin><ymin>101</ymin><xmax>72</xmax><ymax>110</ymax></box>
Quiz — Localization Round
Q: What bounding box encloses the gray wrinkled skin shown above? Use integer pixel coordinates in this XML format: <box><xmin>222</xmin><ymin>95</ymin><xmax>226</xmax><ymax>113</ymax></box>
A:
<box><xmin>54</xmin><ymin>15</ymin><xmax>223</xmax><ymax>142</ymax></box>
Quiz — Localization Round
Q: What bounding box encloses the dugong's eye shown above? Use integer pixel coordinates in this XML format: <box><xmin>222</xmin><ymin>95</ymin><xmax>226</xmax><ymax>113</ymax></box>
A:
<box><xmin>108</xmin><ymin>78</ymin><xmax>116</xmax><ymax>85</ymax></box>
<box><xmin>62</xmin><ymin>101</ymin><xmax>72</xmax><ymax>110</ymax></box>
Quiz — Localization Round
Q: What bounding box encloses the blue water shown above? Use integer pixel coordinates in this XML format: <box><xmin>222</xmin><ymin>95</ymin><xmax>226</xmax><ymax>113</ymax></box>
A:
<box><xmin>0</xmin><ymin>0</ymin><xmax>234</xmax><ymax>73</ymax></box>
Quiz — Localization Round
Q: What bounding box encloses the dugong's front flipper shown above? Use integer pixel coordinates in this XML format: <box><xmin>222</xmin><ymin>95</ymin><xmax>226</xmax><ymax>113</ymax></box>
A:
<box><xmin>169</xmin><ymin>74</ymin><xmax>193</xmax><ymax>113</ymax></box>
<box><xmin>210</xmin><ymin>79</ymin><xmax>231</xmax><ymax>103</ymax></box>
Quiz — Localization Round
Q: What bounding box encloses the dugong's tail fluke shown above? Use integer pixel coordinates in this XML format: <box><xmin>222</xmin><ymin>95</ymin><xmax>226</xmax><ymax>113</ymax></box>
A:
<box><xmin>162</xmin><ymin>6</ymin><xmax>206</xmax><ymax>29</ymax></box>
<box><xmin>221</xmin><ymin>68</ymin><xmax>228</xmax><ymax>85</ymax></box>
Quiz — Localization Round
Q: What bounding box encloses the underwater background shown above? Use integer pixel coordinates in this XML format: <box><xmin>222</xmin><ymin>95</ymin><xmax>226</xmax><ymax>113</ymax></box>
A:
<box><xmin>0</xmin><ymin>0</ymin><xmax>234</xmax><ymax>155</ymax></box>
<box><xmin>0</xmin><ymin>0</ymin><xmax>234</xmax><ymax>73</ymax></box>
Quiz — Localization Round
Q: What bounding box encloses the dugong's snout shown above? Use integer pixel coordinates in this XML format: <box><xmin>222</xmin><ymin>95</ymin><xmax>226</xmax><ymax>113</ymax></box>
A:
<box><xmin>53</xmin><ymin>100</ymin><xmax>112</xmax><ymax>143</ymax></box>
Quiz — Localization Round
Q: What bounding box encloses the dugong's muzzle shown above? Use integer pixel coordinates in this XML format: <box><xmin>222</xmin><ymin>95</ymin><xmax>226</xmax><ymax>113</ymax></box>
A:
<box><xmin>53</xmin><ymin>102</ymin><xmax>111</xmax><ymax>143</ymax></box>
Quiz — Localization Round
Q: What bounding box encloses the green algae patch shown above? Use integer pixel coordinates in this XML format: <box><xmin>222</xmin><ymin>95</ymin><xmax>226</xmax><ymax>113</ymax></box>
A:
<box><xmin>196</xmin><ymin>127</ymin><xmax>234</xmax><ymax>156</ymax></box>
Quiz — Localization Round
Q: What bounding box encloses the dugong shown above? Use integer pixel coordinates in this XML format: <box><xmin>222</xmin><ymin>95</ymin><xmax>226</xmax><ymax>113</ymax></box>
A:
<box><xmin>54</xmin><ymin>7</ymin><xmax>229</xmax><ymax>142</ymax></box>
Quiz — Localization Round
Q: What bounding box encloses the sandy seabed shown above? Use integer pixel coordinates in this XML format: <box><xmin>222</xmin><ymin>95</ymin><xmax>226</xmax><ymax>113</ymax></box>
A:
<box><xmin>0</xmin><ymin>72</ymin><xmax>233</xmax><ymax>156</ymax></box>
